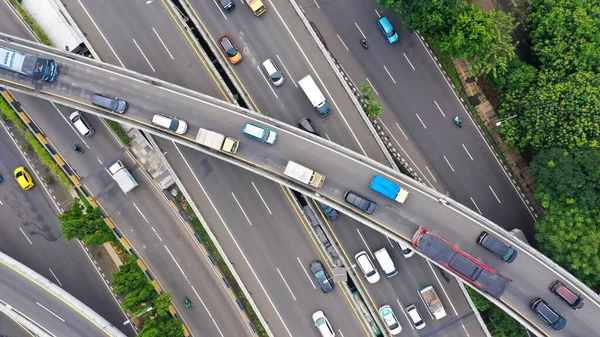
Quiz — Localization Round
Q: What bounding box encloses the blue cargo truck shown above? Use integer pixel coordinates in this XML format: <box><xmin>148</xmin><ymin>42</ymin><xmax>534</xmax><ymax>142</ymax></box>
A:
<box><xmin>0</xmin><ymin>47</ymin><xmax>58</xmax><ymax>82</ymax></box>
<box><xmin>369</xmin><ymin>175</ymin><xmax>409</xmax><ymax>204</ymax></box>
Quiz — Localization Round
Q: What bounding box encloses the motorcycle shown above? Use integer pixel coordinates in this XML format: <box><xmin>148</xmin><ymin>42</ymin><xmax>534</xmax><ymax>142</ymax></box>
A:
<box><xmin>454</xmin><ymin>116</ymin><xmax>462</xmax><ymax>128</ymax></box>
<box><xmin>73</xmin><ymin>144</ymin><xmax>84</xmax><ymax>154</ymax></box>
<box><xmin>360</xmin><ymin>39</ymin><xmax>368</xmax><ymax>49</ymax></box>
<box><xmin>184</xmin><ymin>297</ymin><xmax>193</xmax><ymax>308</ymax></box>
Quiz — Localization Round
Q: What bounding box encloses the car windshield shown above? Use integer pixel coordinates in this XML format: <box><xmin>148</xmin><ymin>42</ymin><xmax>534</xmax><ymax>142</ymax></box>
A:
<box><xmin>316</xmin><ymin>317</ymin><xmax>326</xmax><ymax>326</ymax></box>
<box><xmin>315</xmin><ymin>270</ymin><xmax>325</xmax><ymax>280</ymax></box>
<box><xmin>271</xmin><ymin>72</ymin><xmax>281</xmax><ymax>81</ymax></box>
<box><xmin>168</xmin><ymin>120</ymin><xmax>180</xmax><ymax>131</ymax></box>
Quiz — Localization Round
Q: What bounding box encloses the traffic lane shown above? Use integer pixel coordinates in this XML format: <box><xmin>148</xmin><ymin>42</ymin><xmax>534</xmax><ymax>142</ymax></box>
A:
<box><xmin>188</xmin><ymin>0</ymin><xmax>389</xmax><ymax>163</ymax></box>
<box><xmin>88</xmin><ymin>158</ymin><xmax>248</xmax><ymax>337</ymax></box>
<box><xmin>163</xmin><ymin>140</ymin><xmax>367</xmax><ymax>337</ymax></box>
<box><xmin>70</xmin><ymin>0</ymin><xmax>226</xmax><ymax>99</ymax></box>
<box><xmin>0</xmin><ymin>313</ymin><xmax>28</xmax><ymax>337</ymax></box>
<box><xmin>0</xmin><ymin>262</ymin><xmax>107</xmax><ymax>337</ymax></box>
<box><xmin>299</xmin><ymin>1</ymin><xmax>536</xmax><ymax>239</ymax></box>
<box><xmin>0</xmin><ymin>122</ymin><xmax>133</xmax><ymax>335</ymax></box>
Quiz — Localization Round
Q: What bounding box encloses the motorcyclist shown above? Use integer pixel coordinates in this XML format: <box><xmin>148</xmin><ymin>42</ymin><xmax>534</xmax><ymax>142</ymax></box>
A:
<box><xmin>185</xmin><ymin>297</ymin><xmax>193</xmax><ymax>308</ymax></box>
<box><xmin>360</xmin><ymin>38</ymin><xmax>368</xmax><ymax>49</ymax></box>
<box><xmin>73</xmin><ymin>144</ymin><xmax>82</xmax><ymax>153</ymax></box>
<box><xmin>454</xmin><ymin>116</ymin><xmax>462</xmax><ymax>127</ymax></box>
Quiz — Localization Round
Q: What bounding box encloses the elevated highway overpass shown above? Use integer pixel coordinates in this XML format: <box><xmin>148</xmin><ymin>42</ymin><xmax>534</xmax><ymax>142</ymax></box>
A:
<box><xmin>0</xmin><ymin>33</ymin><xmax>598</xmax><ymax>337</ymax></box>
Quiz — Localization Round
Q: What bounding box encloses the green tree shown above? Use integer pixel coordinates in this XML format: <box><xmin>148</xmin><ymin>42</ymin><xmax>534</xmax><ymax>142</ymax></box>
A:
<box><xmin>361</xmin><ymin>83</ymin><xmax>383</xmax><ymax>119</ymax></box>
<box><xmin>377</xmin><ymin>0</ymin><xmax>462</xmax><ymax>39</ymax></box>
<box><xmin>58</xmin><ymin>198</ymin><xmax>115</xmax><ymax>245</ymax></box>
<box><xmin>491</xmin><ymin>58</ymin><xmax>537</xmax><ymax>95</ymax></box>
<box><xmin>530</xmin><ymin>146</ymin><xmax>600</xmax><ymax>210</ymax></box>
<box><xmin>499</xmin><ymin>71</ymin><xmax>600</xmax><ymax>153</ymax></box>
<box><xmin>440</xmin><ymin>5</ymin><xmax>516</xmax><ymax>76</ymax></box>
<box><xmin>112</xmin><ymin>256</ymin><xmax>157</xmax><ymax>312</ymax></box>
<box><xmin>138</xmin><ymin>315</ymin><xmax>185</xmax><ymax>337</ymax></box>
<box><xmin>527</xmin><ymin>0</ymin><xmax>600</xmax><ymax>80</ymax></box>
<box><xmin>535</xmin><ymin>203</ymin><xmax>600</xmax><ymax>286</ymax></box>
<box><xmin>487</xmin><ymin>306</ymin><xmax>528</xmax><ymax>337</ymax></box>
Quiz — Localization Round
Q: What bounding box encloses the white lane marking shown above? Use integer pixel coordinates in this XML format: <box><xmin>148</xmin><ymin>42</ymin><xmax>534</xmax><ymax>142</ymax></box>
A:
<box><xmin>337</xmin><ymin>35</ymin><xmax>349</xmax><ymax>51</ymax></box>
<box><xmin>470</xmin><ymin>197</ymin><xmax>482</xmax><ymax>214</ymax></box>
<box><xmin>356</xmin><ymin>229</ymin><xmax>374</xmax><ymax>259</ymax></box>
<box><xmin>96</xmin><ymin>157</ymin><xmax>102</xmax><ymax>164</ymax></box>
<box><xmin>251</xmin><ymin>181</ymin><xmax>272</xmax><ymax>214</ymax></box>
<box><xmin>19</xmin><ymin>228</ymin><xmax>33</xmax><ymax>245</ymax></box>
<box><xmin>152</xmin><ymin>28</ymin><xmax>174</xmax><ymax>60</ymax></box>
<box><xmin>383</xmin><ymin>65</ymin><xmax>396</xmax><ymax>83</ymax></box>
<box><xmin>425</xmin><ymin>166</ymin><xmax>437</xmax><ymax>182</ymax></box>
<box><xmin>190</xmin><ymin>285</ymin><xmax>226</xmax><ymax>337</ymax></box>
<box><xmin>269</xmin><ymin>2</ymin><xmax>368</xmax><ymax>156</ymax></box>
<box><xmin>175</xmin><ymin>146</ymin><xmax>281</xmax><ymax>337</ymax></box>
<box><xmin>443</xmin><ymin>155</ymin><xmax>455</xmax><ymax>172</ymax></box>
<box><xmin>231</xmin><ymin>193</ymin><xmax>253</xmax><ymax>226</ymax></box>
<box><xmin>151</xmin><ymin>227</ymin><xmax>163</xmax><ymax>241</ymax></box>
<box><xmin>297</xmin><ymin>257</ymin><xmax>316</xmax><ymax>289</ymax></box>
<box><xmin>36</xmin><ymin>302</ymin><xmax>65</xmax><ymax>322</ymax></box>
<box><xmin>462</xmin><ymin>144</ymin><xmax>474</xmax><ymax>160</ymax></box>
<box><xmin>277</xmin><ymin>268</ymin><xmax>297</xmax><ymax>300</ymax></box>
<box><xmin>426</xmin><ymin>261</ymin><xmax>459</xmax><ymax>316</ymax></box>
<box><xmin>338</xmin><ymin>329</ymin><xmax>345</xmax><ymax>337</ymax></box>
<box><xmin>49</xmin><ymin>268</ymin><xmax>62</xmax><ymax>287</ymax></box>
<box><xmin>276</xmin><ymin>55</ymin><xmax>296</xmax><ymax>87</ymax></box>
<box><xmin>374</xmin><ymin>9</ymin><xmax>381</xmax><ymax>18</ymax></box>
<box><xmin>403</xmin><ymin>53</ymin><xmax>415</xmax><ymax>70</ymax></box>
<box><xmin>395</xmin><ymin>123</ymin><xmax>408</xmax><ymax>140</ymax></box>
<box><xmin>354</xmin><ymin>22</ymin><xmax>366</xmax><ymax>39</ymax></box>
<box><xmin>386</xmin><ymin>236</ymin><xmax>394</xmax><ymax>248</ymax></box>
<box><xmin>133</xmin><ymin>203</ymin><xmax>150</xmax><ymax>223</ymax></box>
<box><xmin>416</xmin><ymin>35</ymin><xmax>537</xmax><ymax>221</ymax></box>
<box><xmin>415</xmin><ymin>113</ymin><xmax>427</xmax><ymax>129</ymax></box>
<box><xmin>132</xmin><ymin>38</ymin><xmax>155</xmax><ymax>72</ymax></box>
<box><xmin>434</xmin><ymin>100</ymin><xmax>445</xmax><ymax>117</ymax></box>
<box><xmin>256</xmin><ymin>65</ymin><xmax>278</xmax><ymax>98</ymax></box>
<box><xmin>0</xmin><ymin>200</ymin><xmax>2</xmax><ymax>205</ymax></box>
<box><xmin>365</xmin><ymin>78</ymin><xmax>379</xmax><ymax>96</ymax></box>
<box><xmin>165</xmin><ymin>245</ymin><xmax>187</xmax><ymax>276</ymax></box>
<box><xmin>312</xmin><ymin>0</ymin><xmax>320</xmax><ymax>9</ymax></box>
<box><xmin>462</xmin><ymin>323</ymin><xmax>471</xmax><ymax>337</ymax></box>
<box><xmin>55</xmin><ymin>105</ymin><xmax>89</xmax><ymax>147</ymax></box>
<box><xmin>397</xmin><ymin>298</ymin><xmax>413</xmax><ymax>330</ymax></box>
<box><xmin>74</xmin><ymin>0</ymin><xmax>125</xmax><ymax>66</ymax></box>
<box><xmin>378</xmin><ymin>119</ymin><xmax>435</xmax><ymax>188</ymax></box>
<box><xmin>489</xmin><ymin>186</ymin><xmax>501</xmax><ymax>203</ymax></box>
<box><xmin>325</xmin><ymin>133</ymin><xmax>331</xmax><ymax>141</ymax></box>
<box><xmin>213</xmin><ymin>0</ymin><xmax>228</xmax><ymax>19</ymax></box>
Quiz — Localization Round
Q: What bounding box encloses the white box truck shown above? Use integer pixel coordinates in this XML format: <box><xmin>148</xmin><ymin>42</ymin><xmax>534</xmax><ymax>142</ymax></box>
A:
<box><xmin>419</xmin><ymin>285</ymin><xmax>447</xmax><ymax>320</ymax></box>
<box><xmin>284</xmin><ymin>161</ymin><xmax>326</xmax><ymax>188</ymax></box>
<box><xmin>298</xmin><ymin>75</ymin><xmax>332</xmax><ymax>117</ymax></box>
<box><xmin>196</xmin><ymin>128</ymin><xmax>240</xmax><ymax>153</ymax></box>
<box><xmin>108</xmin><ymin>161</ymin><xmax>138</xmax><ymax>194</ymax></box>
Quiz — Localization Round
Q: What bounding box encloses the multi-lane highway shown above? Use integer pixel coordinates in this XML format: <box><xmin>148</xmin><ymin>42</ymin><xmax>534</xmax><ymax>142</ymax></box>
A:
<box><xmin>1</xmin><ymin>37</ymin><xmax>597</xmax><ymax>337</ymax></box>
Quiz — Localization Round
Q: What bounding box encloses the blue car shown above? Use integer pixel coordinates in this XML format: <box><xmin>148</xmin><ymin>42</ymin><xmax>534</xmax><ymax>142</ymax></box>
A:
<box><xmin>377</xmin><ymin>16</ymin><xmax>399</xmax><ymax>44</ymax></box>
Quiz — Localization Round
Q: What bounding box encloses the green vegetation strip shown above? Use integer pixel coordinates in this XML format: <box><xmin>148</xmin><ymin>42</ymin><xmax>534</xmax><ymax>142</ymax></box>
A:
<box><xmin>9</xmin><ymin>0</ymin><xmax>52</xmax><ymax>46</ymax></box>
<box><xmin>467</xmin><ymin>288</ymin><xmax>527</xmax><ymax>337</ymax></box>
<box><xmin>0</xmin><ymin>97</ymin><xmax>72</xmax><ymax>188</ymax></box>
<box><xmin>105</xmin><ymin>120</ymin><xmax>131</xmax><ymax>147</ymax></box>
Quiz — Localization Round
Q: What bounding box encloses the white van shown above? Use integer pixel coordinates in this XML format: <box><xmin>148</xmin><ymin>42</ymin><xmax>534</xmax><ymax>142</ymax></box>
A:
<box><xmin>374</xmin><ymin>247</ymin><xmax>397</xmax><ymax>277</ymax></box>
<box><xmin>262</xmin><ymin>59</ymin><xmax>284</xmax><ymax>86</ymax></box>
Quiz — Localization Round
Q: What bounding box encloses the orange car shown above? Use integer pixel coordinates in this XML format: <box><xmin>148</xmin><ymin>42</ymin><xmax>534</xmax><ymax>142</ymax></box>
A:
<box><xmin>218</xmin><ymin>34</ymin><xmax>242</xmax><ymax>64</ymax></box>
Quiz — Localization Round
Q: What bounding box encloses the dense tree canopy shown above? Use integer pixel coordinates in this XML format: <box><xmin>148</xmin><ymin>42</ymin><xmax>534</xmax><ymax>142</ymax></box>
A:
<box><xmin>112</xmin><ymin>256</ymin><xmax>156</xmax><ymax>312</ymax></box>
<box><xmin>499</xmin><ymin>71</ymin><xmax>600</xmax><ymax>153</ymax></box>
<box><xmin>58</xmin><ymin>199</ymin><xmax>115</xmax><ymax>245</ymax></box>
<box><xmin>531</xmin><ymin>147</ymin><xmax>600</xmax><ymax>210</ymax></box>
<box><xmin>377</xmin><ymin>0</ymin><xmax>461</xmax><ymax>38</ymax></box>
<box><xmin>527</xmin><ymin>0</ymin><xmax>600</xmax><ymax>79</ymax></box>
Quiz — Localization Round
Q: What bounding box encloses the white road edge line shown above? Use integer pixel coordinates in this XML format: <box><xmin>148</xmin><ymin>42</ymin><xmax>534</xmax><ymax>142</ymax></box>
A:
<box><xmin>297</xmin><ymin>257</ymin><xmax>316</xmax><ymax>289</ymax></box>
<box><xmin>131</xmin><ymin>38</ymin><xmax>155</xmax><ymax>72</ymax></box>
<box><xmin>231</xmin><ymin>192</ymin><xmax>254</xmax><ymax>226</ymax></box>
<box><xmin>251</xmin><ymin>181</ymin><xmax>272</xmax><ymax>214</ymax></box>
<box><xmin>152</xmin><ymin>28</ymin><xmax>174</xmax><ymax>60</ymax></box>
<box><xmin>277</xmin><ymin>268</ymin><xmax>297</xmax><ymax>300</ymax></box>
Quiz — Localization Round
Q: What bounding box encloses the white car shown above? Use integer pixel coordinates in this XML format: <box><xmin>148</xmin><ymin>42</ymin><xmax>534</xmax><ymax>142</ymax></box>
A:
<box><xmin>406</xmin><ymin>304</ymin><xmax>426</xmax><ymax>330</ymax></box>
<box><xmin>397</xmin><ymin>240</ymin><xmax>415</xmax><ymax>258</ymax></box>
<box><xmin>355</xmin><ymin>251</ymin><xmax>380</xmax><ymax>283</ymax></box>
<box><xmin>379</xmin><ymin>305</ymin><xmax>402</xmax><ymax>335</ymax></box>
<box><xmin>312</xmin><ymin>310</ymin><xmax>335</xmax><ymax>337</ymax></box>
<box><xmin>151</xmin><ymin>113</ymin><xmax>188</xmax><ymax>135</ymax></box>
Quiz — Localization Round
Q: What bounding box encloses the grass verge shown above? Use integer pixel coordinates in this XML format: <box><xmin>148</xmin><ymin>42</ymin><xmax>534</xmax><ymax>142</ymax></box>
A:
<box><xmin>9</xmin><ymin>0</ymin><xmax>52</xmax><ymax>46</ymax></box>
<box><xmin>0</xmin><ymin>97</ymin><xmax>72</xmax><ymax>188</ymax></box>
<box><xmin>173</xmin><ymin>193</ymin><xmax>267</xmax><ymax>337</ymax></box>
<box><xmin>105</xmin><ymin>120</ymin><xmax>131</xmax><ymax>147</ymax></box>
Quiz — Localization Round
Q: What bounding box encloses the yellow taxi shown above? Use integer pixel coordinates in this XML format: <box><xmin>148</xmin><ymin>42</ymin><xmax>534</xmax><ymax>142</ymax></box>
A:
<box><xmin>14</xmin><ymin>167</ymin><xmax>34</xmax><ymax>190</ymax></box>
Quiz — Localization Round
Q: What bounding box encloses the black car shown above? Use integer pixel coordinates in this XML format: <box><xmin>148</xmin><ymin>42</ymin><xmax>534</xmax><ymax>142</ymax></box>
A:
<box><xmin>477</xmin><ymin>231</ymin><xmax>518</xmax><ymax>263</ymax></box>
<box><xmin>298</xmin><ymin>117</ymin><xmax>320</xmax><ymax>136</ymax></box>
<box><xmin>310</xmin><ymin>261</ymin><xmax>333</xmax><ymax>293</ymax></box>
<box><xmin>317</xmin><ymin>201</ymin><xmax>339</xmax><ymax>221</ymax></box>
<box><xmin>215</xmin><ymin>0</ymin><xmax>235</xmax><ymax>12</ymax></box>
<box><xmin>530</xmin><ymin>298</ymin><xmax>567</xmax><ymax>331</ymax></box>
<box><xmin>343</xmin><ymin>190</ymin><xmax>377</xmax><ymax>214</ymax></box>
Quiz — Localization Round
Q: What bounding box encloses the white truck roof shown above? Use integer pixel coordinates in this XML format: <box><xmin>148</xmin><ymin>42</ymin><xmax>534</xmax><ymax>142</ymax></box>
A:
<box><xmin>196</xmin><ymin>128</ymin><xmax>225</xmax><ymax>150</ymax></box>
<box><xmin>419</xmin><ymin>286</ymin><xmax>447</xmax><ymax>320</ymax></box>
<box><xmin>298</xmin><ymin>75</ymin><xmax>326</xmax><ymax>108</ymax></box>
<box><xmin>284</xmin><ymin>161</ymin><xmax>314</xmax><ymax>184</ymax></box>
<box><xmin>109</xmin><ymin>161</ymin><xmax>138</xmax><ymax>193</ymax></box>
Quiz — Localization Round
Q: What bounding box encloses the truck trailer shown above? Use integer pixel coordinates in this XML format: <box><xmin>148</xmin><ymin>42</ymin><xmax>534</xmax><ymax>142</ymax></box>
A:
<box><xmin>298</xmin><ymin>75</ymin><xmax>331</xmax><ymax>117</ymax></box>
<box><xmin>369</xmin><ymin>175</ymin><xmax>409</xmax><ymax>204</ymax></box>
<box><xmin>283</xmin><ymin>161</ymin><xmax>326</xmax><ymax>188</ymax></box>
<box><xmin>419</xmin><ymin>285</ymin><xmax>447</xmax><ymax>320</ymax></box>
<box><xmin>0</xmin><ymin>46</ymin><xmax>58</xmax><ymax>82</ymax></box>
<box><xmin>196</xmin><ymin>128</ymin><xmax>239</xmax><ymax>153</ymax></box>
<box><xmin>108</xmin><ymin>161</ymin><xmax>138</xmax><ymax>194</ymax></box>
